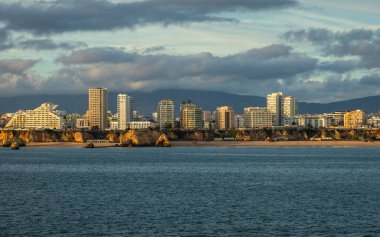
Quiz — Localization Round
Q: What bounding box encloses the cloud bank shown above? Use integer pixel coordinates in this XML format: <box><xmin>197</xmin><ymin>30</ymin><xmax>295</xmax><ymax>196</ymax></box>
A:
<box><xmin>0</xmin><ymin>0</ymin><xmax>298</xmax><ymax>34</ymax></box>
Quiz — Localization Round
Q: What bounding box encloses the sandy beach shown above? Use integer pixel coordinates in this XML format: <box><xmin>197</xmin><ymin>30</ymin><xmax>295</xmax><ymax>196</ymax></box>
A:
<box><xmin>171</xmin><ymin>140</ymin><xmax>380</xmax><ymax>147</ymax></box>
<box><xmin>22</xmin><ymin>140</ymin><xmax>380</xmax><ymax>148</ymax></box>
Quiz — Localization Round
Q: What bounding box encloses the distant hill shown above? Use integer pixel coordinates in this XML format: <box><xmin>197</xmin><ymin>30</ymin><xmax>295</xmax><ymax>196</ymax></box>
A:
<box><xmin>0</xmin><ymin>89</ymin><xmax>379</xmax><ymax>116</ymax></box>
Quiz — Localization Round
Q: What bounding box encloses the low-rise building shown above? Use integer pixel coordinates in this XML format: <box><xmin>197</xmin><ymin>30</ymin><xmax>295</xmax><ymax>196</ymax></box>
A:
<box><xmin>243</xmin><ymin>107</ymin><xmax>272</xmax><ymax>129</ymax></box>
<box><xmin>368</xmin><ymin>115</ymin><xmax>380</xmax><ymax>128</ymax></box>
<box><xmin>76</xmin><ymin>117</ymin><xmax>91</xmax><ymax>129</ymax></box>
<box><xmin>298</xmin><ymin>114</ymin><xmax>324</xmax><ymax>129</ymax></box>
<box><xmin>344</xmin><ymin>110</ymin><xmax>366</xmax><ymax>128</ymax></box>
<box><xmin>128</xmin><ymin>121</ymin><xmax>157</xmax><ymax>129</ymax></box>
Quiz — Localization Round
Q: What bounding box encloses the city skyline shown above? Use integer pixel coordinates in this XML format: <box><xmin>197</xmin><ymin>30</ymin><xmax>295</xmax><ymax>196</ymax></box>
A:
<box><xmin>2</xmin><ymin>87</ymin><xmax>378</xmax><ymax>130</ymax></box>
<box><xmin>0</xmin><ymin>0</ymin><xmax>379</xmax><ymax>103</ymax></box>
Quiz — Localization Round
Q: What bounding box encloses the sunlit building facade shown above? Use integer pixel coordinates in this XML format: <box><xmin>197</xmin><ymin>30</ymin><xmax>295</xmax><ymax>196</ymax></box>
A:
<box><xmin>243</xmin><ymin>107</ymin><xmax>272</xmax><ymax>129</ymax></box>
<box><xmin>157</xmin><ymin>99</ymin><xmax>175</xmax><ymax>130</ymax></box>
<box><xmin>117</xmin><ymin>93</ymin><xmax>134</xmax><ymax>130</ymax></box>
<box><xmin>6</xmin><ymin>103</ymin><xmax>63</xmax><ymax>129</ymax></box>
<box><xmin>267</xmin><ymin>92</ymin><xmax>283</xmax><ymax>126</ymax></box>
<box><xmin>344</xmin><ymin>110</ymin><xmax>366</xmax><ymax>128</ymax></box>
<box><xmin>89</xmin><ymin>88</ymin><xmax>108</xmax><ymax>130</ymax></box>
<box><xmin>180</xmin><ymin>100</ymin><xmax>202</xmax><ymax>130</ymax></box>
<box><xmin>215</xmin><ymin>106</ymin><xmax>235</xmax><ymax>131</ymax></box>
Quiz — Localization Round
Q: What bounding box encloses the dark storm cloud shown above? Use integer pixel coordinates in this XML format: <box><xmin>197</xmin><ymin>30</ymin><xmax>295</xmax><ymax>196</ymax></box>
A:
<box><xmin>283</xmin><ymin>28</ymin><xmax>380</xmax><ymax>69</ymax></box>
<box><xmin>359</xmin><ymin>75</ymin><xmax>380</xmax><ymax>86</ymax></box>
<box><xmin>143</xmin><ymin>46</ymin><xmax>166</xmax><ymax>54</ymax></box>
<box><xmin>56</xmin><ymin>47</ymin><xmax>139</xmax><ymax>65</ymax></box>
<box><xmin>0</xmin><ymin>0</ymin><xmax>298</xmax><ymax>35</ymax></box>
<box><xmin>0</xmin><ymin>28</ymin><xmax>13</xmax><ymax>50</ymax></box>
<box><xmin>17</xmin><ymin>39</ymin><xmax>87</xmax><ymax>51</ymax></box>
<box><xmin>0</xmin><ymin>59</ymin><xmax>39</xmax><ymax>74</ymax></box>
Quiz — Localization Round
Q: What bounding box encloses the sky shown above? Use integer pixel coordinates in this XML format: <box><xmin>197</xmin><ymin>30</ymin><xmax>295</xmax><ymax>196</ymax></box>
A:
<box><xmin>0</xmin><ymin>0</ymin><xmax>379</xmax><ymax>102</ymax></box>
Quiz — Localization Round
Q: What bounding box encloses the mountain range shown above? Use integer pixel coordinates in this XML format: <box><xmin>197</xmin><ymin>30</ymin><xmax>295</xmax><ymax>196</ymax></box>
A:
<box><xmin>0</xmin><ymin>89</ymin><xmax>379</xmax><ymax>116</ymax></box>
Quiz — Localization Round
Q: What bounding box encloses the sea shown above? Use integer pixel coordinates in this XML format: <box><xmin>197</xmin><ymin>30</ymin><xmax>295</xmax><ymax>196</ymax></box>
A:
<box><xmin>1</xmin><ymin>146</ymin><xmax>380</xmax><ymax>236</ymax></box>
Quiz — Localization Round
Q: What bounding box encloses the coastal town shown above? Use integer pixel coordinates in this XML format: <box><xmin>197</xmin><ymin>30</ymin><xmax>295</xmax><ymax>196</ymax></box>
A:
<box><xmin>2</xmin><ymin>87</ymin><xmax>379</xmax><ymax>130</ymax></box>
<box><xmin>1</xmin><ymin>87</ymin><xmax>380</xmax><ymax>148</ymax></box>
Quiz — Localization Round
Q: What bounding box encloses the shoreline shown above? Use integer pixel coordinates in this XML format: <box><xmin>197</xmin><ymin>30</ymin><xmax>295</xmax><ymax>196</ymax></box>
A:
<box><xmin>171</xmin><ymin>141</ymin><xmax>380</xmax><ymax>147</ymax></box>
<box><xmin>12</xmin><ymin>140</ymin><xmax>380</xmax><ymax>148</ymax></box>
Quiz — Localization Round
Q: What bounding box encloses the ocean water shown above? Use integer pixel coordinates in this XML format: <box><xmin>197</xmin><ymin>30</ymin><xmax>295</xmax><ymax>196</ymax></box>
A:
<box><xmin>1</xmin><ymin>146</ymin><xmax>380</xmax><ymax>236</ymax></box>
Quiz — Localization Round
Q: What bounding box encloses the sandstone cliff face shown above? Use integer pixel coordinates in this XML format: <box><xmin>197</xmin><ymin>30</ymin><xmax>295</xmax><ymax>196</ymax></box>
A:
<box><xmin>0</xmin><ymin>131</ymin><xmax>13</xmax><ymax>145</ymax></box>
<box><xmin>156</xmin><ymin>134</ymin><xmax>171</xmax><ymax>147</ymax></box>
<box><xmin>3</xmin><ymin>138</ymin><xmax>26</xmax><ymax>147</ymax></box>
<box><xmin>60</xmin><ymin>131</ymin><xmax>90</xmax><ymax>142</ymax></box>
<box><xmin>311</xmin><ymin>128</ymin><xmax>380</xmax><ymax>141</ymax></box>
<box><xmin>171</xmin><ymin>130</ymin><xmax>215</xmax><ymax>141</ymax></box>
<box><xmin>1</xmin><ymin>128</ymin><xmax>379</xmax><ymax>146</ymax></box>
<box><xmin>235</xmin><ymin>131</ymin><xmax>253</xmax><ymax>141</ymax></box>
<box><xmin>119</xmin><ymin>129</ymin><xmax>167</xmax><ymax>147</ymax></box>
<box><xmin>106</xmin><ymin>132</ymin><xmax>120</xmax><ymax>143</ymax></box>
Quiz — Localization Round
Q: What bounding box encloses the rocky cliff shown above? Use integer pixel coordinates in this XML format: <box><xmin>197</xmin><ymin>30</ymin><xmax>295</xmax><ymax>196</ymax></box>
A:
<box><xmin>1</xmin><ymin>128</ymin><xmax>379</xmax><ymax>147</ymax></box>
<box><xmin>1</xmin><ymin>130</ymin><xmax>91</xmax><ymax>145</ymax></box>
<box><xmin>119</xmin><ymin>129</ymin><xmax>163</xmax><ymax>147</ymax></box>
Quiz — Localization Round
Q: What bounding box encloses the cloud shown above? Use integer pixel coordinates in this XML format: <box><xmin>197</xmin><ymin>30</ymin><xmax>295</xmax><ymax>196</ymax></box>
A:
<box><xmin>0</xmin><ymin>44</ymin><xmax>319</xmax><ymax>97</ymax></box>
<box><xmin>0</xmin><ymin>0</ymin><xmax>298</xmax><ymax>35</ymax></box>
<box><xmin>0</xmin><ymin>59</ymin><xmax>40</xmax><ymax>95</ymax></box>
<box><xmin>0</xmin><ymin>59</ymin><xmax>39</xmax><ymax>74</ymax></box>
<box><xmin>56</xmin><ymin>47</ymin><xmax>138</xmax><ymax>65</ymax></box>
<box><xmin>318</xmin><ymin>60</ymin><xmax>358</xmax><ymax>73</ymax></box>
<box><xmin>54</xmin><ymin>44</ymin><xmax>316</xmax><ymax>86</ymax></box>
<box><xmin>143</xmin><ymin>46</ymin><xmax>166</xmax><ymax>54</ymax></box>
<box><xmin>17</xmin><ymin>39</ymin><xmax>87</xmax><ymax>51</ymax></box>
<box><xmin>283</xmin><ymin>74</ymin><xmax>380</xmax><ymax>102</ymax></box>
<box><xmin>359</xmin><ymin>75</ymin><xmax>380</xmax><ymax>86</ymax></box>
<box><xmin>0</xmin><ymin>28</ymin><xmax>13</xmax><ymax>50</ymax></box>
<box><xmin>283</xmin><ymin>28</ymin><xmax>380</xmax><ymax>69</ymax></box>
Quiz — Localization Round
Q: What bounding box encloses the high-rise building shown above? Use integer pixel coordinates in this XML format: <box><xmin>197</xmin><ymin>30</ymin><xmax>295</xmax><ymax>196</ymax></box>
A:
<box><xmin>157</xmin><ymin>99</ymin><xmax>175</xmax><ymax>130</ymax></box>
<box><xmin>235</xmin><ymin>114</ymin><xmax>245</xmax><ymax>129</ymax></box>
<box><xmin>117</xmin><ymin>93</ymin><xmax>134</xmax><ymax>130</ymax></box>
<box><xmin>180</xmin><ymin>100</ymin><xmax>202</xmax><ymax>130</ymax></box>
<box><xmin>282</xmin><ymin>96</ymin><xmax>298</xmax><ymax>118</ymax></box>
<box><xmin>344</xmin><ymin>110</ymin><xmax>366</xmax><ymax>128</ymax></box>
<box><xmin>88</xmin><ymin>88</ymin><xmax>108</xmax><ymax>130</ymax></box>
<box><xmin>6</xmin><ymin>103</ymin><xmax>64</xmax><ymax>130</ymax></box>
<box><xmin>215</xmin><ymin>106</ymin><xmax>235</xmax><ymax>131</ymax></box>
<box><xmin>267</xmin><ymin>92</ymin><xmax>283</xmax><ymax>126</ymax></box>
<box><xmin>202</xmin><ymin>111</ymin><xmax>212</xmax><ymax>129</ymax></box>
<box><xmin>243</xmin><ymin>107</ymin><xmax>272</xmax><ymax>129</ymax></box>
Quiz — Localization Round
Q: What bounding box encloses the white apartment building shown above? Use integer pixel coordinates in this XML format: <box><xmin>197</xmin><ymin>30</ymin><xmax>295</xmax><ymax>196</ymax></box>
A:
<box><xmin>157</xmin><ymin>99</ymin><xmax>175</xmax><ymax>130</ymax></box>
<box><xmin>298</xmin><ymin>115</ymin><xmax>325</xmax><ymax>129</ymax></box>
<box><xmin>117</xmin><ymin>93</ymin><xmax>134</xmax><ymax>130</ymax></box>
<box><xmin>6</xmin><ymin>103</ymin><xmax>64</xmax><ymax>130</ymax></box>
<box><xmin>368</xmin><ymin>116</ymin><xmax>380</xmax><ymax>128</ymax></box>
<box><xmin>243</xmin><ymin>107</ymin><xmax>272</xmax><ymax>129</ymax></box>
<box><xmin>282</xmin><ymin>96</ymin><xmax>298</xmax><ymax>118</ymax></box>
<box><xmin>128</xmin><ymin>121</ymin><xmax>157</xmax><ymax>129</ymax></box>
<box><xmin>267</xmin><ymin>92</ymin><xmax>283</xmax><ymax>126</ymax></box>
